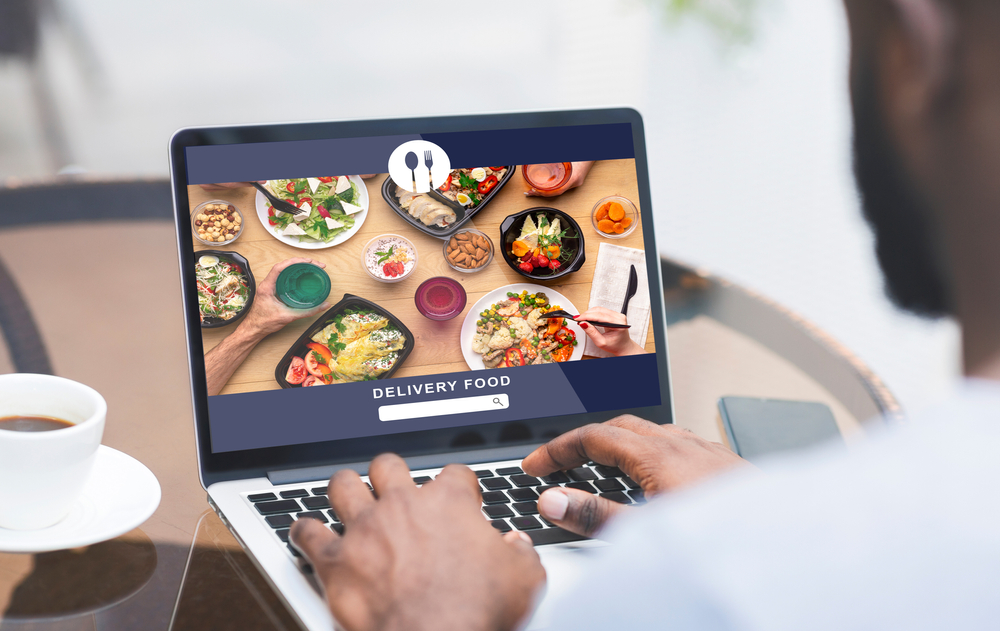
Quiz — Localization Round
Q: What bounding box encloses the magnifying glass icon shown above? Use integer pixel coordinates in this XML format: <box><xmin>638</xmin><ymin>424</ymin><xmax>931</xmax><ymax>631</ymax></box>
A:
<box><xmin>493</xmin><ymin>397</ymin><xmax>502</xmax><ymax>406</ymax></box>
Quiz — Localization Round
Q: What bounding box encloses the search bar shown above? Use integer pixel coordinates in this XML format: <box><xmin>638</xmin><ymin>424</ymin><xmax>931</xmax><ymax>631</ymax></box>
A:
<box><xmin>379</xmin><ymin>394</ymin><xmax>510</xmax><ymax>422</ymax></box>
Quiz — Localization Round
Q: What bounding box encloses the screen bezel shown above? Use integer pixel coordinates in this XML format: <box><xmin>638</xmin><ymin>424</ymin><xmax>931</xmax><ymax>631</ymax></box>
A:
<box><xmin>169</xmin><ymin>108</ymin><xmax>673</xmax><ymax>488</ymax></box>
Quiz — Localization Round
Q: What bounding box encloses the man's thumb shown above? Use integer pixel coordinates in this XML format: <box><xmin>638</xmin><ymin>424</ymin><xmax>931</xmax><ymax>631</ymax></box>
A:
<box><xmin>537</xmin><ymin>487</ymin><xmax>625</xmax><ymax>538</ymax></box>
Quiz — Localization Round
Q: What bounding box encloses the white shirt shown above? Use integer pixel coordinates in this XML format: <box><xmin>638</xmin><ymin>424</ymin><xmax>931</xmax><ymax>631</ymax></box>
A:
<box><xmin>546</xmin><ymin>380</ymin><xmax>1000</xmax><ymax>630</ymax></box>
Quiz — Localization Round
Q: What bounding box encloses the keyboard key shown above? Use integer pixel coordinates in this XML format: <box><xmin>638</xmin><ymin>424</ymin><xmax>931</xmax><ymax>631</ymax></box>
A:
<box><xmin>628</xmin><ymin>490</ymin><xmax>646</xmax><ymax>504</ymax></box>
<box><xmin>510</xmin><ymin>474</ymin><xmax>541</xmax><ymax>487</ymax></box>
<box><xmin>512</xmin><ymin>501</ymin><xmax>538</xmax><ymax>516</ymax></box>
<box><xmin>412</xmin><ymin>476</ymin><xmax>432</xmax><ymax>485</ymax></box>
<box><xmin>595</xmin><ymin>465</ymin><xmax>625</xmax><ymax>479</ymax></box>
<box><xmin>527</xmin><ymin>527</ymin><xmax>588</xmax><ymax>546</ymax></box>
<box><xmin>287</xmin><ymin>543</ymin><xmax>302</xmax><ymax>558</ymax></box>
<box><xmin>601</xmin><ymin>491</ymin><xmax>631</xmax><ymax>505</ymax></box>
<box><xmin>481</xmin><ymin>477</ymin><xmax>512</xmax><ymax>491</ymax></box>
<box><xmin>621</xmin><ymin>476</ymin><xmax>640</xmax><ymax>490</ymax></box>
<box><xmin>275</xmin><ymin>529</ymin><xmax>291</xmax><ymax>542</ymax></box>
<box><xmin>297</xmin><ymin>510</ymin><xmax>329</xmax><ymax>523</ymax></box>
<box><xmin>248</xmin><ymin>492</ymin><xmax>277</xmax><ymax>503</ymax></box>
<box><xmin>327</xmin><ymin>509</ymin><xmax>340</xmax><ymax>522</ymax></box>
<box><xmin>565</xmin><ymin>481</ymin><xmax>596</xmax><ymax>494</ymax></box>
<box><xmin>541</xmin><ymin>471</ymin><xmax>570</xmax><ymax>484</ymax></box>
<box><xmin>481</xmin><ymin>491</ymin><xmax>509</xmax><ymax>505</ymax></box>
<box><xmin>265</xmin><ymin>514</ymin><xmax>295</xmax><ymax>529</ymax></box>
<box><xmin>279</xmin><ymin>489</ymin><xmax>309</xmax><ymax>499</ymax></box>
<box><xmin>483</xmin><ymin>504</ymin><xmax>515</xmax><ymax>519</ymax></box>
<box><xmin>490</xmin><ymin>519</ymin><xmax>512</xmax><ymax>533</ymax></box>
<box><xmin>511</xmin><ymin>516</ymin><xmax>543</xmax><ymax>531</ymax></box>
<box><xmin>496</xmin><ymin>466</ymin><xmax>524</xmax><ymax>476</ymax></box>
<box><xmin>540</xmin><ymin>516</ymin><xmax>555</xmax><ymax>527</ymax></box>
<box><xmin>302</xmin><ymin>496</ymin><xmax>331</xmax><ymax>510</ymax></box>
<box><xmin>508</xmin><ymin>488</ymin><xmax>539</xmax><ymax>502</ymax></box>
<box><xmin>536</xmin><ymin>485</ymin><xmax>561</xmax><ymax>495</ymax></box>
<box><xmin>594</xmin><ymin>478</ymin><xmax>625</xmax><ymax>493</ymax></box>
<box><xmin>311</xmin><ymin>487</ymin><xmax>328</xmax><ymax>495</ymax></box>
<box><xmin>567</xmin><ymin>467</ymin><xmax>598</xmax><ymax>481</ymax></box>
<box><xmin>331</xmin><ymin>523</ymin><xmax>345</xmax><ymax>534</ymax></box>
<box><xmin>474</xmin><ymin>469</ymin><xmax>493</xmax><ymax>478</ymax></box>
<box><xmin>255</xmin><ymin>499</ymin><xmax>300</xmax><ymax>515</ymax></box>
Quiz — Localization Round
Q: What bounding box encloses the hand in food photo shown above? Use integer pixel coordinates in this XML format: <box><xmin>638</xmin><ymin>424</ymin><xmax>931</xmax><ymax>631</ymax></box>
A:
<box><xmin>524</xmin><ymin>161</ymin><xmax>594</xmax><ymax>197</ymax></box>
<box><xmin>575</xmin><ymin>306</ymin><xmax>645</xmax><ymax>356</ymax></box>
<box><xmin>203</xmin><ymin>258</ymin><xmax>330</xmax><ymax>396</ymax></box>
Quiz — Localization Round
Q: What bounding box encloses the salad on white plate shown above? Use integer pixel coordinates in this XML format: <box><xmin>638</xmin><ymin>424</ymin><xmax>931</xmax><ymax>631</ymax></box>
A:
<box><xmin>263</xmin><ymin>176</ymin><xmax>366</xmax><ymax>244</ymax></box>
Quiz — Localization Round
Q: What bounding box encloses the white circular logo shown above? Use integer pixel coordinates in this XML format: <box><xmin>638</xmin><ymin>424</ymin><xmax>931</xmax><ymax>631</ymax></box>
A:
<box><xmin>387</xmin><ymin>140</ymin><xmax>451</xmax><ymax>194</ymax></box>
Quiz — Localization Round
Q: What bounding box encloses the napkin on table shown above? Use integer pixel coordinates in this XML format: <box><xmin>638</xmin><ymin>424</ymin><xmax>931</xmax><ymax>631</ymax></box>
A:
<box><xmin>583</xmin><ymin>243</ymin><xmax>651</xmax><ymax>358</ymax></box>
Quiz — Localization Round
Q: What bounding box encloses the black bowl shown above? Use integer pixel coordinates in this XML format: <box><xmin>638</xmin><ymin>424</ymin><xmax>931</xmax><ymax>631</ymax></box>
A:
<box><xmin>195</xmin><ymin>250</ymin><xmax>256</xmax><ymax>328</ymax></box>
<box><xmin>499</xmin><ymin>207</ymin><xmax>586</xmax><ymax>281</ymax></box>
<box><xmin>274</xmin><ymin>294</ymin><xmax>415</xmax><ymax>388</ymax></box>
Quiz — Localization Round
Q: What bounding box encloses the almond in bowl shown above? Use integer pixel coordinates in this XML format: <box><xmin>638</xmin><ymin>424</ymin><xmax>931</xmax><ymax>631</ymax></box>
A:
<box><xmin>444</xmin><ymin>229</ymin><xmax>494</xmax><ymax>273</ymax></box>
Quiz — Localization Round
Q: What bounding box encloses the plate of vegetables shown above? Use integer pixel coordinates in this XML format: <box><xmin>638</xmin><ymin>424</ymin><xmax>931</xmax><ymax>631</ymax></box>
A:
<box><xmin>460</xmin><ymin>284</ymin><xmax>584</xmax><ymax>371</ymax></box>
<box><xmin>499</xmin><ymin>207</ymin><xmax>586</xmax><ymax>280</ymax></box>
<box><xmin>254</xmin><ymin>176</ymin><xmax>369</xmax><ymax>249</ymax></box>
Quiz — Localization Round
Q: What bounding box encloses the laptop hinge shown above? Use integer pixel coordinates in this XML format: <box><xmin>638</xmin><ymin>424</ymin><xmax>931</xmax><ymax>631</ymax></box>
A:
<box><xmin>266</xmin><ymin>443</ymin><xmax>544</xmax><ymax>486</ymax></box>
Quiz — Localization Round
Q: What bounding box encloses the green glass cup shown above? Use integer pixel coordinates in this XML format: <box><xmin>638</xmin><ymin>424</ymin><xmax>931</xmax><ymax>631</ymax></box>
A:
<box><xmin>275</xmin><ymin>263</ymin><xmax>331</xmax><ymax>309</ymax></box>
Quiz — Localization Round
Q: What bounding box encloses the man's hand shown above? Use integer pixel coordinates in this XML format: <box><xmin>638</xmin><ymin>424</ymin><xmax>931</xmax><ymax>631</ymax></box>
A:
<box><xmin>291</xmin><ymin>455</ymin><xmax>545</xmax><ymax>631</ymax></box>
<box><xmin>575</xmin><ymin>307</ymin><xmax>645</xmax><ymax>356</ymax></box>
<box><xmin>522</xmin><ymin>415</ymin><xmax>750</xmax><ymax>537</ymax></box>
<box><xmin>240</xmin><ymin>257</ymin><xmax>329</xmax><ymax>337</ymax></box>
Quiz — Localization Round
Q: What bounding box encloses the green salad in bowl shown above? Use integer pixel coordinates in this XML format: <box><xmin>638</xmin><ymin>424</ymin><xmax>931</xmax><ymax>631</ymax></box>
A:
<box><xmin>265</xmin><ymin>176</ymin><xmax>364</xmax><ymax>243</ymax></box>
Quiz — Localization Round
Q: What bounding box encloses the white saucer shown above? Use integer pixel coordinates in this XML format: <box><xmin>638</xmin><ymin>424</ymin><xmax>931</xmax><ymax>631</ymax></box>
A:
<box><xmin>0</xmin><ymin>445</ymin><xmax>161</xmax><ymax>553</ymax></box>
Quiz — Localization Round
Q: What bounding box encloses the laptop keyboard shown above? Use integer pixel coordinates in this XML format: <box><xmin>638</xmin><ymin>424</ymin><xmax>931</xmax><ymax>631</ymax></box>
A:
<box><xmin>243</xmin><ymin>460</ymin><xmax>646</xmax><ymax>560</ymax></box>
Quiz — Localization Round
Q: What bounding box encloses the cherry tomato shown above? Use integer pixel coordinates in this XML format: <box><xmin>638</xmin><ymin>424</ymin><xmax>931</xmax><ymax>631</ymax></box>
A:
<box><xmin>534</xmin><ymin>254</ymin><xmax>550</xmax><ymax>268</ymax></box>
<box><xmin>549</xmin><ymin>259</ymin><xmax>562</xmax><ymax>271</ymax></box>
<box><xmin>518</xmin><ymin>261</ymin><xmax>534</xmax><ymax>274</ymax></box>
<box><xmin>477</xmin><ymin>175</ymin><xmax>498</xmax><ymax>194</ymax></box>
<box><xmin>305</xmin><ymin>342</ymin><xmax>333</xmax><ymax>364</ymax></box>
<box><xmin>285</xmin><ymin>357</ymin><xmax>307</xmax><ymax>385</ymax></box>
<box><xmin>302</xmin><ymin>375</ymin><xmax>318</xmax><ymax>387</ymax></box>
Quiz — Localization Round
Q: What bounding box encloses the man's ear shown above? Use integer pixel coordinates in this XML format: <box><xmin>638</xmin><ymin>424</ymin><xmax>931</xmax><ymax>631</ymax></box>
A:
<box><xmin>882</xmin><ymin>0</ymin><xmax>957</xmax><ymax>119</ymax></box>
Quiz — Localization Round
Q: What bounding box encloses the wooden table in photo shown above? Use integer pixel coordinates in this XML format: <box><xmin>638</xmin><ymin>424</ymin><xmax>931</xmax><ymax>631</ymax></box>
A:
<box><xmin>189</xmin><ymin>160</ymin><xmax>655</xmax><ymax>395</ymax></box>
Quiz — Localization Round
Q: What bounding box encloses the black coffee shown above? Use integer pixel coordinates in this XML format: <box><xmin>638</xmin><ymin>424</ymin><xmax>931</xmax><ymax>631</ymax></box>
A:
<box><xmin>0</xmin><ymin>415</ymin><xmax>75</xmax><ymax>432</ymax></box>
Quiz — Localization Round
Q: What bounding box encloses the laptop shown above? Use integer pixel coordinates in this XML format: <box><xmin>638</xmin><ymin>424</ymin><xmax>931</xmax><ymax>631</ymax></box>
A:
<box><xmin>168</xmin><ymin>108</ymin><xmax>673</xmax><ymax>630</ymax></box>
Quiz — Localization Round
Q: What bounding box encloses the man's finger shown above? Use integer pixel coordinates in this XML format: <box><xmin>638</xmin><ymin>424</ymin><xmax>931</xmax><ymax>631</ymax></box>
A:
<box><xmin>290</xmin><ymin>516</ymin><xmax>342</xmax><ymax>568</ymax></box>
<box><xmin>431</xmin><ymin>464</ymin><xmax>481</xmax><ymax>505</ymax></box>
<box><xmin>328</xmin><ymin>468</ymin><xmax>375</xmax><ymax>523</ymax></box>
<box><xmin>537</xmin><ymin>488</ymin><xmax>626</xmax><ymax>538</ymax></box>
<box><xmin>368</xmin><ymin>453</ymin><xmax>416</xmax><ymax>498</ymax></box>
<box><xmin>521</xmin><ymin>423</ymin><xmax>654</xmax><ymax>478</ymax></box>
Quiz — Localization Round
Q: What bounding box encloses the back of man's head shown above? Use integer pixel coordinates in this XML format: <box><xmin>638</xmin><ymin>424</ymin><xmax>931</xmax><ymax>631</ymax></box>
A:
<box><xmin>844</xmin><ymin>0</ymin><xmax>1000</xmax><ymax>371</ymax></box>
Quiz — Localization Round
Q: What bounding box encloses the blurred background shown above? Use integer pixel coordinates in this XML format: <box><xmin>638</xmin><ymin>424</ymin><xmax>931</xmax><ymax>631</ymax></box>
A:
<box><xmin>0</xmin><ymin>0</ymin><xmax>960</xmax><ymax>413</ymax></box>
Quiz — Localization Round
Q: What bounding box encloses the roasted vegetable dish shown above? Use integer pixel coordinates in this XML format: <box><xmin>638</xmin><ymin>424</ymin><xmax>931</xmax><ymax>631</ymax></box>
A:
<box><xmin>509</xmin><ymin>212</ymin><xmax>577</xmax><ymax>275</ymax></box>
<box><xmin>437</xmin><ymin>167</ymin><xmax>508</xmax><ymax>209</ymax></box>
<box><xmin>471</xmin><ymin>290</ymin><xmax>578</xmax><ymax>368</ymax></box>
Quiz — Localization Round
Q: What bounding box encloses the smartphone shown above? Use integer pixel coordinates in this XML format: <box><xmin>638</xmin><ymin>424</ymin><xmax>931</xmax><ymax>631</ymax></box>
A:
<box><xmin>717</xmin><ymin>397</ymin><xmax>843</xmax><ymax>464</ymax></box>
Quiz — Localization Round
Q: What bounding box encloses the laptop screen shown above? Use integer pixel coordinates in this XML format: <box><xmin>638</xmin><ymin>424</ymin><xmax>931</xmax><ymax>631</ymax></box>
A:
<box><xmin>173</xmin><ymin>111</ymin><xmax>671</xmax><ymax>474</ymax></box>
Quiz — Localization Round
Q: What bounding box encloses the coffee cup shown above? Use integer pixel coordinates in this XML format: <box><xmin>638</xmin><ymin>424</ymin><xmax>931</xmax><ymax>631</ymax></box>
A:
<box><xmin>0</xmin><ymin>374</ymin><xmax>106</xmax><ymax>530</ymax></box>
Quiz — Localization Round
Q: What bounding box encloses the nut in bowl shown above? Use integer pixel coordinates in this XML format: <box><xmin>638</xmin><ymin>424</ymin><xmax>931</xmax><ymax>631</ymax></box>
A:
<box><xmin>592</xmin><ymin>195</ymin><xmax>639</xmax><ymax>239</ymax></box>
<box><xmin>193</xmin><ymin>200</ymin><xmax>244</xmax><ymax>245</ymax></box>
<box><xmin>444</xmin><ymin>229</ymin><xmax>493</xmax><ymax>273</ymax></box>
<box><xmin>363</xmin><ymin>234</ymin><xmax>418</xmax><ymax>283</ymax></box>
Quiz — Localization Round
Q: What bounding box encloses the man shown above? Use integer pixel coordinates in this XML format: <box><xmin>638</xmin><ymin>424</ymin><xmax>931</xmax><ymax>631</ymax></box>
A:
<box><xmin>291</xmin><ymin>1</ymin><xmax>1000</xmax><ymax>628</ymax></box>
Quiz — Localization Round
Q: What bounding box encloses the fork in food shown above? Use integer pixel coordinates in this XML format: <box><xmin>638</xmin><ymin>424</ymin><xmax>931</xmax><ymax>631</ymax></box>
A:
<box><xmin>424</xmin><ymin>149</ymin><xmax>434</xmax><ymax>190</ymax></box>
